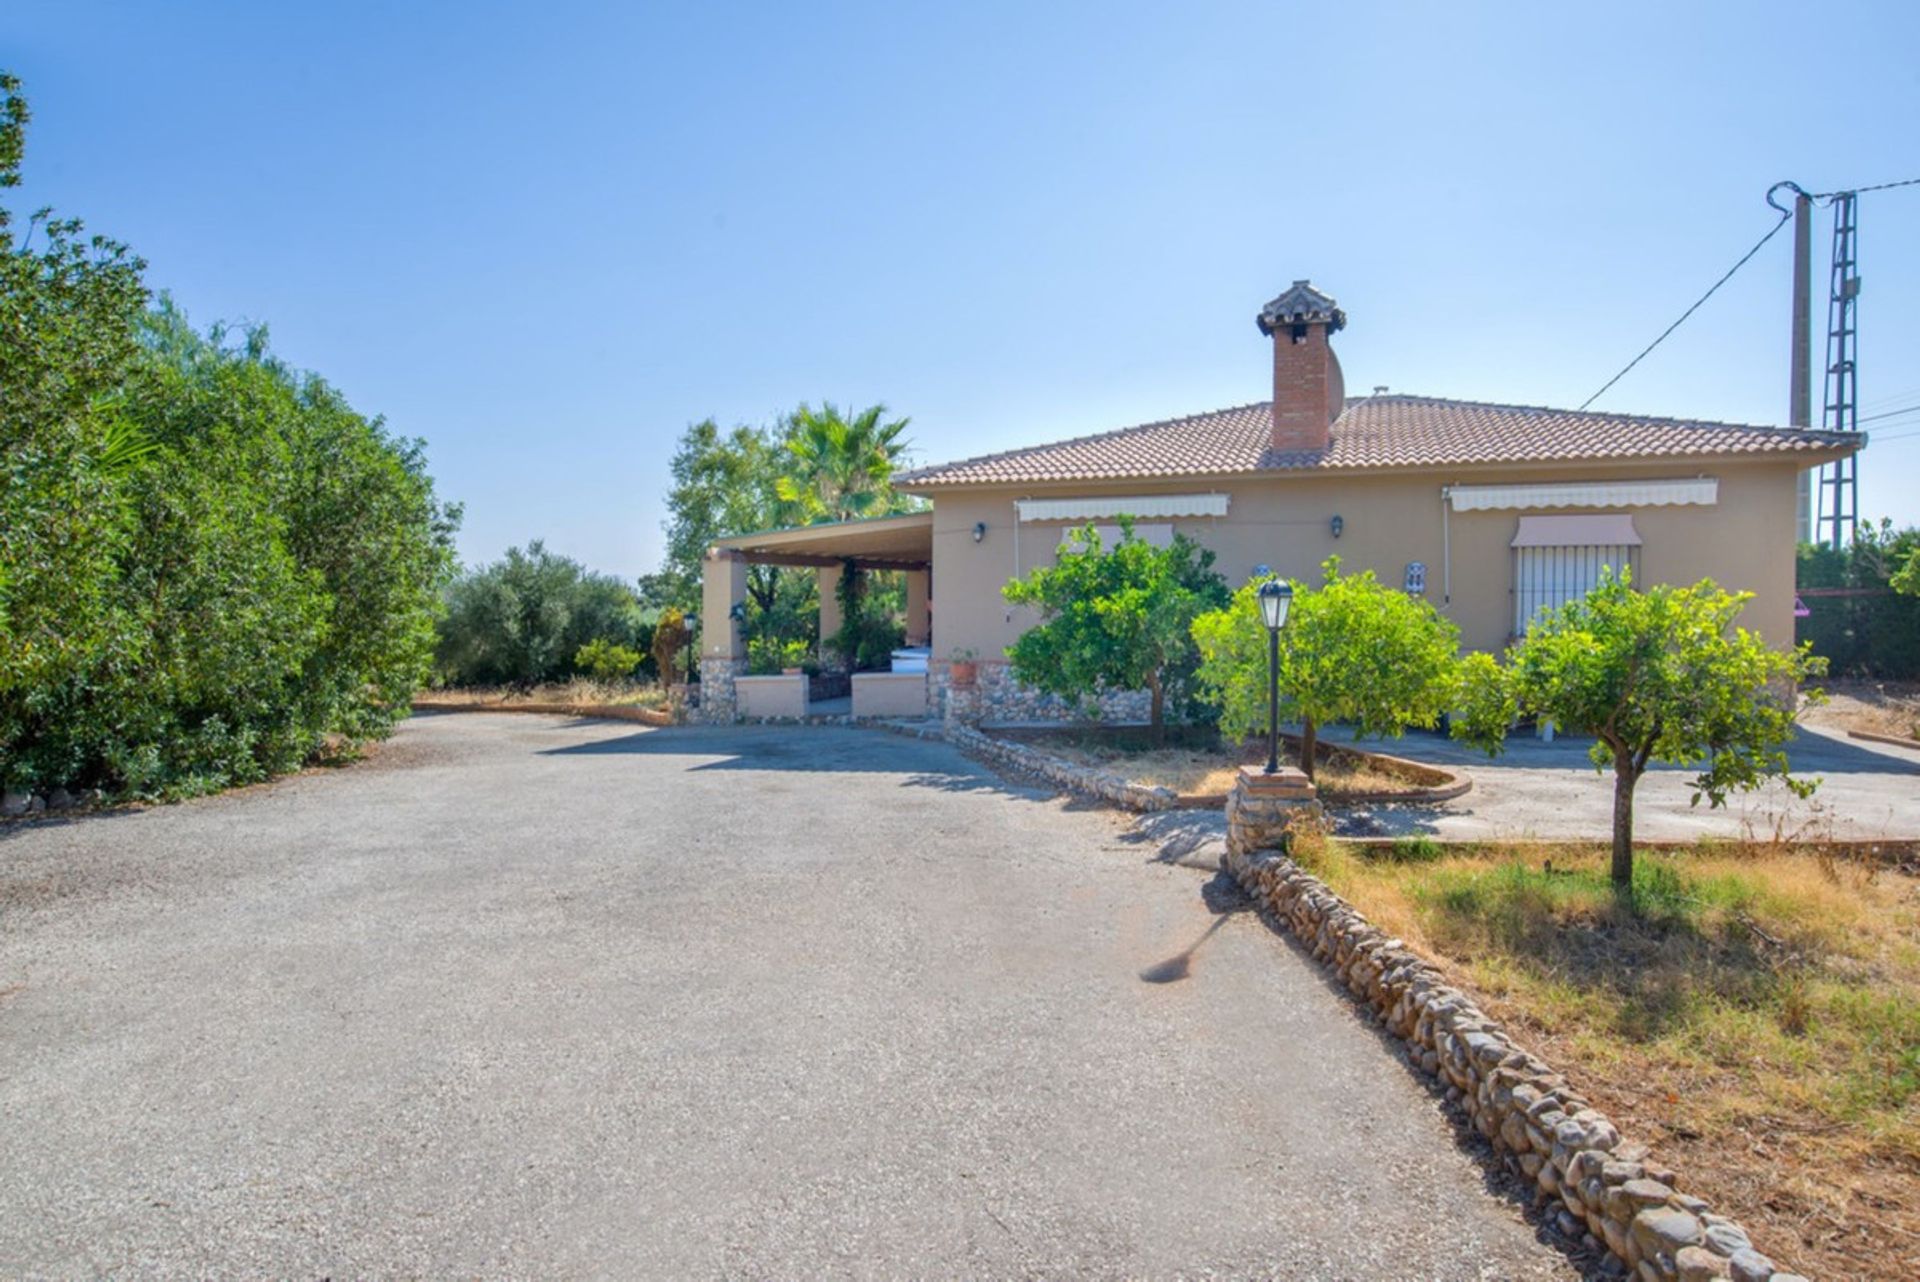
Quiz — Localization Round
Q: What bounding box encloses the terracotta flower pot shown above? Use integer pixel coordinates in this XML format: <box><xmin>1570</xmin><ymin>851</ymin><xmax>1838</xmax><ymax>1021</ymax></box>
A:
<box><xmin>949</xmin><ymin>660</ymin><xmax>978</xmax><ymax>687</ymax></box>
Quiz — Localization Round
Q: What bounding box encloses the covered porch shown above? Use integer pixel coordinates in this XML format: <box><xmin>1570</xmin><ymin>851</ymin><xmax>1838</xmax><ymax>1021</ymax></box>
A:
<box><xmin>699</xmin><ymin>511</ymin><xmax>934</xmax><ymax>722</ymax></box>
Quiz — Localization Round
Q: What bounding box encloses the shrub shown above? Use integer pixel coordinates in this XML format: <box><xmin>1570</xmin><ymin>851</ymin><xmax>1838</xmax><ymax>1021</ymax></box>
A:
<box><xmin>574</xmin><ymin>638</ymin><xmax>642</xmax><ymax>681</ymax></box>
<box><xmin>434</xmin><ymin>541</ymin><xmax>647</xmax><ymax>688</ymax></box>
<box><xmin>747</xmin><ymin>635</ymin><xmax>812</xmax><ymax>675</ymax></box>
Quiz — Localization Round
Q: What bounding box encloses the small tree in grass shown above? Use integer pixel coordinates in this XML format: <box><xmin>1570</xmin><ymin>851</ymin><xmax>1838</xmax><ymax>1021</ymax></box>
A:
<box><xmin>1191</xmin><ymin>558</ymin><xmax>1461</xmax><ymax>779</ymax></box>
<box><xmin>1002</xmin><ymin>522</ymin><xmax>1228</xmax><ymax>739</ymax></box>
<box><xmin>1453</xmin><ymin>570</ymin><xmax>1825</xmax><ymax>890</ymax></box>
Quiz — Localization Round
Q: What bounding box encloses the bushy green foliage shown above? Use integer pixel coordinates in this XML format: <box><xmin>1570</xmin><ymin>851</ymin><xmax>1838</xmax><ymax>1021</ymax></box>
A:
<box><xmin>829</xmin><ymin>560</ymin><xmax>907</xmax><ymax>673</ymax></box>
<box><xmin>1894</xmin><ymin>544</ymin><xmax>1920</xmax><ymax>598</ymax></box>
<box><xmin>435</xmin><ymin>541</ymin><xmax>649</xmax><ymax>688</ymax></box>
<box><xmin>747</xmin><ymin>635</ymin><xmax>813</xmax><ymax>675</ymax></box>
<box><xmin>1454</xmin><ymin>569</ymin><xmax>1823</xmax><ymax>888</ymax></box>
<box><xmin>1797</xmin><ymin>520</ymin><xmax>1920</xmax><ymax>677</ymax></box>
<box><xmin>1191</xmin><ymin>558</ymin><xmax>1461</xmax><ymax>776</ymax></box>
<box><xmin>574</xmin><ymin>638</ymin><xmax>643</xmax><ymax>681</ymax></box>
<box><xmin>1</xmin><ymin>79</ymin><xmax>457</xmax><ymax>796</ymax></box>
<box><xmin>1003</xmin><ymin>522</ymin><xmax>1228</xmax><ymax>734</ymax></box>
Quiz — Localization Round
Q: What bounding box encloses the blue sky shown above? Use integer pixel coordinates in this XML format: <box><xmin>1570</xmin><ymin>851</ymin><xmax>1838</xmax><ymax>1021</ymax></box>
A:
<box><xmin>9</xmin><ymin>1</ymin><xmax>1919</xmax><ymax>578</ymax></box>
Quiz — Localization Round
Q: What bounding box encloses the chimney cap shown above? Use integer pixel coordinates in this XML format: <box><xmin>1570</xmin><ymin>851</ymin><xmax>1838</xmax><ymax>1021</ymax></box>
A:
<box><xmin>1256</xmin><ymin>280</ymin><xmax>1346</xmax><ymax>337</ymax></box>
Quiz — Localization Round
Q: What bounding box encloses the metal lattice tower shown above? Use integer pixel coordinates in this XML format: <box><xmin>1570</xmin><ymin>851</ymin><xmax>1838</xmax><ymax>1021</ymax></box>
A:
<box><xmin>1816</xmin><ymin>192</ymin><xmax>1860</xmax><ymax>548</ymax></box>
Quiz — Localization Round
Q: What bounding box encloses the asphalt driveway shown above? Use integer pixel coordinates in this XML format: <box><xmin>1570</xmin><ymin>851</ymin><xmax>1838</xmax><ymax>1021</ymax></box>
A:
<box><xmin>0</xmin><ymin>713</ymin><xmax>1574</xmax><ymax>1278</ymax></box>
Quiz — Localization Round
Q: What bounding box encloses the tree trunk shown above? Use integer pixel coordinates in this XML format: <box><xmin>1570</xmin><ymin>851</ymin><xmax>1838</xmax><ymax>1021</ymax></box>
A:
<box><xmin>1300</xmin><ymin>717</ymin><xmax>1318</xmax><ymax>781</ymax></box>
<box><xmin>1147</xmin><ymin>671</ymin><xmax>1165</xmax><ymax>744</ymax></box>
<box><xmin>1610</xmin><ymin>765</ymin><xmax>1638</xmax><ymax>892</ymax></box>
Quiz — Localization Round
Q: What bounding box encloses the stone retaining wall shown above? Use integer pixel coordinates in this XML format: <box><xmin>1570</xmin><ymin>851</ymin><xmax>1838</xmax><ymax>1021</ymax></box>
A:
<box><xmin>1223</xmin><ymin>801</ymin><xmax>1805</xmax><ymax>1281</ymax></box>
<box><xmin>942</xmin><ymin>724</ymin><xmax>1178</xmax><ymax>812</ymax></box>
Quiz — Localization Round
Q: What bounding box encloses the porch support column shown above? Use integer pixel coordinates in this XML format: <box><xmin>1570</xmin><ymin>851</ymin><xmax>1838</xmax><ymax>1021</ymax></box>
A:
<box><xmin>817</xmin><ymin>562</ymin><xmax>846</xmax><ymax>666</ymax></box>
<box><xmin>904</xmin><ymin>568</ymin><xmax>930</xmax><ymax>647</ymax></box>
<box><xmin>699</xmin><ymin>547</ymin><xmax>748</xmax><ymax>721</ymax></box>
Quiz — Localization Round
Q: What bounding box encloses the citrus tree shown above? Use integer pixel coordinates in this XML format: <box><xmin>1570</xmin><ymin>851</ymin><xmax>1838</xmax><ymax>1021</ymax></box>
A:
<box><xmin>1454</xmin><ymin>570</ymin><xmax>1824</xmax><ymax>889</ymax></box>
<box><xmin>1191</xmin><ymin>558</ymin><xmax>1461</xmax><ymax>778</ymax></box>
<box><xmin>1002</xmin><ymin>522</ymin><xmax>1228</xmax><ymax>738</ymax></box>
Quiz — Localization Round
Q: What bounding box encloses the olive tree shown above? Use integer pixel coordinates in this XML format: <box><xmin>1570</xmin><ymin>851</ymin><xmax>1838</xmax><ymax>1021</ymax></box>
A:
<box><xmin>1002</xmin><ymin>522</ymin><xmax>1228</xmax><ymax>738</ymax></box>
<box><xmin>1453</xmin><ymin>570</ymin><xmax>1824</xmax><ymax>889</ymax></box>
<box><xmin>1191</xmin><ymin>558</ymin><xmax>1461</xmax><ymax>778</ymax></box>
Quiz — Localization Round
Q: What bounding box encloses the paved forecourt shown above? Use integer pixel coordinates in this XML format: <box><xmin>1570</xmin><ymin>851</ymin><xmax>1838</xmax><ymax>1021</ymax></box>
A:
<box><xmin>0</xmin><ymin>713</ymin><xmax>1574</xmax><ymax>1278</ymax></box>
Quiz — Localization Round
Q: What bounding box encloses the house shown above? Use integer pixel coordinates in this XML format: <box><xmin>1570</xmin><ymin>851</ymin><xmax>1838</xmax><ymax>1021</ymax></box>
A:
<box><xmin>699</xmin><ymin>281</ymin><xmax>1862</xmax><ymax>722</ymax></box>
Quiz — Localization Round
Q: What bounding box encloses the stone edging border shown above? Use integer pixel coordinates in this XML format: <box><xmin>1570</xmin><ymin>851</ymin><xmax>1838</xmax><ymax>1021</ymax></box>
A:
<box><xmin>941</xmin><ymin>723</ymin><xmax>1180</xmax><ymax>811</ymax></box>
<box><xmin>1222</xmin><ymin>839</ymin><xmax>1806</xmax><ymax>1282</ymax></box>
<box><xmin>411</xmin><ymin>700</ymin><xmax>673</xmax><ymax>727</ymax></box>
<box><xmin>1847</xmin><ymin>727</ymin><xmax>1920</xmax><ymax>751</ymax></box>
<box><xmin>956</xmin><ymin>726</ymin><xmax>1469</xmax><ymax>813</ymax></box>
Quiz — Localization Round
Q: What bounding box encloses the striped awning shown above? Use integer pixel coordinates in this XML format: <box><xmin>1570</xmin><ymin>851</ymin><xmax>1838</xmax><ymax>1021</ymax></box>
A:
<box><xmin>1449</xmin><ymin>477</ymin><xmax>1717</xmax><ymax>512</ymax></box>
<box><xmin>1015</xmin><ymin>493</ymin><xmax>1230</xmax><ymax>522</ymax></box>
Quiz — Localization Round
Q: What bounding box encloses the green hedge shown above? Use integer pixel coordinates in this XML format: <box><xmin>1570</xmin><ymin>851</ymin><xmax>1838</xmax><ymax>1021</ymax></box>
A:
<box><xmin>1796</xmin><ymin>523</ymin><xmax>1920</xmax><ymax>679</ymax></box>
<box><xmin>2</xmin><ymin>80</ymin><xmax>458</xmax><ymax>796</ymax></box>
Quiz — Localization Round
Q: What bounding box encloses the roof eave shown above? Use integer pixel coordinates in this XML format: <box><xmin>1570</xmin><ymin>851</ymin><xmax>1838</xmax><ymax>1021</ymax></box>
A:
<box><xmin>895</xmin><ymin>442</ymin><xmax>1864</xmax><ymax>494</ymax></box>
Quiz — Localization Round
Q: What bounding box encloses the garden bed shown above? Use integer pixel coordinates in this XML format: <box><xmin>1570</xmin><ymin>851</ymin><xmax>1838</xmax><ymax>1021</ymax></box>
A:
<box><xmin>988</xmin><ymin>724</ymin><xmax>1466</xmax><ymax>806</ymax></box>
<box><xmin>1287</xmin><ymin>835</ymin><xmax>1920</xmax><ymax>1281</ymax></box>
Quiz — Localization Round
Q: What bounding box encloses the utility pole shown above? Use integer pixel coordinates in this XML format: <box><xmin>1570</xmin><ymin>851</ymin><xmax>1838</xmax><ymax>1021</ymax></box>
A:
<box><xmin>1790</xmin><ymin>190</ymin><xmax>1813</xmax><ymax>544</ymax></box>
<box><xmin>1817</xmin><ymin>192</ymin><xmax>1860</xmax><ymax>549</ymax></box>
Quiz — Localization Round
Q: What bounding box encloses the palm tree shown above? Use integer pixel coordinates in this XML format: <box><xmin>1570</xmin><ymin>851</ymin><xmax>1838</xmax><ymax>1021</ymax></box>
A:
<box><xmin>774</xmin><ymin>402</ymin><xmax>913</xmax><ymax>525</ymax></box>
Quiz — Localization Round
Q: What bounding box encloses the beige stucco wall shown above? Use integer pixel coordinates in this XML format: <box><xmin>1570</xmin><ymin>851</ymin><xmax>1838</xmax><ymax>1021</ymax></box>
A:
<box><xmin>851</xmin><ymin>672</ymin><xmax>929</xmax><ymax>718</ymax></box>
<box><xmin>735</xmin><ymin>674</ymin><xmax>807</xmax><ymax>718</ymax></box>
<box><xmin>920</xmin><ymin>458</ymin><xmax>1806</xmax><ymax>663</ymax></box>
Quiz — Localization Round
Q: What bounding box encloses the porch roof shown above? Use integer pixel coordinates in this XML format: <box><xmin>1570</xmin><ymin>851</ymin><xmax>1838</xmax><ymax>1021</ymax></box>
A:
<box><xmin>710</xmin><ymin>511</ymin><xmax>933</xmax><ymax>571</ymax></box>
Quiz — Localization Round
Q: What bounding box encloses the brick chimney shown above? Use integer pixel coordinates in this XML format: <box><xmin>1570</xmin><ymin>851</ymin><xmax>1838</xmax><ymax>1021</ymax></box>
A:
<box><xmin>1256</xmin><ymin>281</ymin><xmax>1346</xmax><ymax>453</ymax></box>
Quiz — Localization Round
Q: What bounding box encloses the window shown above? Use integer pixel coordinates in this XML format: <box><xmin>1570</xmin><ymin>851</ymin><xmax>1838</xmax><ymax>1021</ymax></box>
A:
<box><xmin>1511</xmin><ymin>514</ymin><xmax>1641</xmax><ymax>633</ymax></box>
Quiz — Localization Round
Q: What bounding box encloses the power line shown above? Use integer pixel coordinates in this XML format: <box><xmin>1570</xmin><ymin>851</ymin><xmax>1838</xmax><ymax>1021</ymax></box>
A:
<box><xmin>1578</xmin><ymin>175</ymin><xmax>1919</xmax><ymax>414</ymax></box>
<box><xmin>1816</xmin><ymin>176</ymin><xmax>1920</xmax><ymax>197</ymax></box>
<box><xmin>1578</xmin><ymin>212</ymin><xmax>1792</xmax><ymax>410</ymax></box>
<box><xmin>1859</xmin><ymin>402</ymin><xmax>1920</xmax><ymax>425</ymax></box>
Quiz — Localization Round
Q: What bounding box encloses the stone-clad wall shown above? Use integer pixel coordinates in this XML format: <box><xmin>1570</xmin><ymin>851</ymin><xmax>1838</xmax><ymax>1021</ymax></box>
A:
<box><xmin>697</xmin><ymin>657</ymin><xmax>745</xmax><ymax>723</ymax></box>
<box><xmin>936</xmin><ymin>662</ymin><xmax>1152</xmax><ymax>725</ymax></box>
<box><xmin>1224</xmin><ymin>794</ymin><xmax>1806</xmax><ymax>1280</ymax></box>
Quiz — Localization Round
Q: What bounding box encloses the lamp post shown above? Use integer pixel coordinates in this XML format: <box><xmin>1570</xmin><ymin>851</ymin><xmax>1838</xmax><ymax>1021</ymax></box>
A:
<box><xmin>1257</xmin><ymin>578</ymin><xmax>1292</xmax><ymax>774</ymax></box>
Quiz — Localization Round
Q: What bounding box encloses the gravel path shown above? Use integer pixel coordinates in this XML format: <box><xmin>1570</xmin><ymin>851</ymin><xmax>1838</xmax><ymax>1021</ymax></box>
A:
<box><xmin>0</xmin><ymin>713</ymin><xmax>1576</xmax><ymax>1278</ymax></box>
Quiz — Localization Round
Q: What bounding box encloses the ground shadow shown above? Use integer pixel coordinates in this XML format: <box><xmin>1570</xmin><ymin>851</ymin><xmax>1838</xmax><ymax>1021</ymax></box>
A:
<box><xmin>537</xmin><ymin>722</ymin><xmax>1104</xmax><ymax>809</ymax></box>
<box><xmin>1138</xmin><ymin>870</ymin><xmax>1250</xmax><ymax>983</ymax></box>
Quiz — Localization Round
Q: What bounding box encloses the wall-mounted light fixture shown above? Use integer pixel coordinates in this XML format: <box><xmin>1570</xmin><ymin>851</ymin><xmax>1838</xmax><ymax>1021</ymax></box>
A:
<box><xmin>1330</xmin><ymin>513</ymin><xmax>1344</xmax><ymax>539</ymax></box>
<box><xmin>972</xmin><ymin>521</ymin><xmax>987</xmax><ymax>543</ymax></box>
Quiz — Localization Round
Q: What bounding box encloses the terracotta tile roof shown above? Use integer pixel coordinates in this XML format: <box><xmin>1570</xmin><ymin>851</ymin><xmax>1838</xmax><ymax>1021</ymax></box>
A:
<box><xmin>896</xmin><ymin>394</ymin><xmax>1860</xmax><ymax>489</ymax></box>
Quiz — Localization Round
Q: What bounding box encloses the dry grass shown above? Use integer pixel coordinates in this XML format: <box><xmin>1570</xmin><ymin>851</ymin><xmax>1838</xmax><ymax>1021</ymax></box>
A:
<box><xmin>1801</xmin><ymin>678</ymin><xmax>1920</xmax><ymax>743</ymax></box>
<box><xmin>1290</xmin><ymin>836</ymin><xmax>1920</xmax><ymax>1280</ymax></box>
<box><xmin>420</xmin><ymin>679</ymin><xmax>671</xmax><ymax>710</ymax></box>
<box><xmin>1021</xmin><ymin>733</ymin><xmax>1427</xmax><ymax>798</ymax></box>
